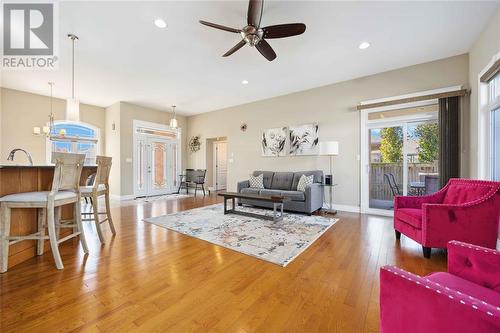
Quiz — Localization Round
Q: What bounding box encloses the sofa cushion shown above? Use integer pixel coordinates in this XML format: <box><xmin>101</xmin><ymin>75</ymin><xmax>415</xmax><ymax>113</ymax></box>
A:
<box><xmin>270</xmin><ymin>172</ymin><xmax>294</xmax><ymax>190</ymax></box>
<box><xmin>395</xmin><ymin>208</ymin><xmax>422</xmax><ymax>229</ymax></box>
<box><xmin>253</xmin><ymin>171</ymin><xmax>274</xmax><ymax>189</ymax></box>
<box><xmin>443</xmin><ymin>184</ymin><xmax>491</xmax><ymax>205</ymax></box>
<box><xmin>240</xmin><ymin>188</ymin><xmax>260</xmax><ymax>195</ymax></box>
<box><xmin>292</xmin><ymin>170</ymin><xmax>323</xmax><ymax>189</ymax></box>
<box><xmin>427</xmin><ymin>272</ymin><xmax>500</xmax><ymax>306</ymax></box>
<box><xmin>260</xmin><ymin>189</ymin><xmax>282</xmax><ymax>197</ymax></box>
<box><xmin>281</xmin><ymin>190</ymin><xmax>305</xmax><ymax>201</ymax></box>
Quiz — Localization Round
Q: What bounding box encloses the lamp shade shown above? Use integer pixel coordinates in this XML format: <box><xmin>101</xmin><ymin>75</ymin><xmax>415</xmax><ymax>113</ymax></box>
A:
<box><xmin>169</xmin><ymin>117</ymin><xmax>178</xmax><ymax>129</ymax></box>
<box><xmin>319</xmin><ymin>141</ymin><xmax>339</xmax><ymax>155</ymax></box>
<box><xmin>66</xmin><ymin>98</ymin><xmax>80</xmax><ymax>121</ymax></box>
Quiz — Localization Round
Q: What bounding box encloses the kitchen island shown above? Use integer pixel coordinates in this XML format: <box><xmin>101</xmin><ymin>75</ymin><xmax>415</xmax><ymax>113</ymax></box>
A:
<box><xmin>0</xmin><ymin>164</ymin><xmax>96</xmax><ymax>270</ymax></box>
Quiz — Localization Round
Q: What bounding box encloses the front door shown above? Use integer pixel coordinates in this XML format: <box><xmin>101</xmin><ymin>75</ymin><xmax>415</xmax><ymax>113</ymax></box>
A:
<box><xmin>135</xmin><ymin>136</ymin><xmax>178</xmax><ymax>197</ymax></box>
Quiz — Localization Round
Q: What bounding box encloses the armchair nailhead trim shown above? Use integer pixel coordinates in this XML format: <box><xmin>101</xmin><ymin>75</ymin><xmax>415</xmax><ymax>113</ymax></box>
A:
<box><xmin>449</xmin><ymin>240</ymin><xmax>499</xmax><ymax>254</ymax></box>
<box><xmin>383</xmin><ymin>266</ymin><xmax>500</xmax><ymax>317</ymax></box>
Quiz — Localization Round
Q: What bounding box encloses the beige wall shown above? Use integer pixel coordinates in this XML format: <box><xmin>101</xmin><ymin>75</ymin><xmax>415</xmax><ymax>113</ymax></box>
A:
<box><xmin>0</xmin><ymin>88</ymin><xmax>106</xmax><ymax>164</ymax></box>
<box><xmin>105</xmin><ymin>102</ymin><xmax>121</xmax><ymax>196</ymax></box>
<box><xmin>187</xmin><ymin>54</ymin><xmax>469</xmax><ymax>208</ymax></box>
<box><xmin>468</xmin><ymin>7</ymin><xmax>500</xmax><ymax>178</ymax></box>
<box><xmin>118</xmin><ymin>102</ymin><xmax>188</xmax><ymax>196</ymax></box>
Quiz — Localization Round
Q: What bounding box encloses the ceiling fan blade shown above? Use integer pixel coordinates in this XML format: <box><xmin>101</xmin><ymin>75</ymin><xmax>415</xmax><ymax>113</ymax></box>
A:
<box><xmin>247</xmin><ymin>0</ymin><xmax>263</xmax><ymax>27</ymax></box>
<box><xmin>263</xmin><ymin>23</ymin><xmax>306</xmax><ymax>39</ymax></box>
<box><xmin>255</xmin><ymin>39</ymin><xmax>276</xmax><ymax>61</ymax></box>
<box><xmin>223</xmin><ymin>40</ymin><xmax>247</xmax><ymax>57</ymax></box>
<box><xmin>199</xmin><ymin>20</ymin><xmax>240</xmax><ymax>33</ymax></box>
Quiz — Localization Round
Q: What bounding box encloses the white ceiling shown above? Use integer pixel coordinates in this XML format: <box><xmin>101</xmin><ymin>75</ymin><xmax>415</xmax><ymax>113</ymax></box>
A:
<box><xmin>1</xmin><ymin>1</ymin><xmax>498</xmax><ymax>116</ymax></box>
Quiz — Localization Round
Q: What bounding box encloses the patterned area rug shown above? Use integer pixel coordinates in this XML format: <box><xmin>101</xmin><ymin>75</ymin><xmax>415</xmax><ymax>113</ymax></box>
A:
<box><xmin>144</xmin><ymin>204</ymin><xmax>339</xmax><ymax>267</ymax></box>
<box><xmin>133</xmin><ymin>193</ymin><xmax>194</xmax><ymax>203</ymax></box>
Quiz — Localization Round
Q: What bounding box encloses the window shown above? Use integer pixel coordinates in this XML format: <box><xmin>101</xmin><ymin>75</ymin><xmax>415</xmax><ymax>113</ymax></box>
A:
<box><xmin>47</xmin><ymin>121</ymin><xmax>99</xmax><ymax>165</ymax></box>
<box><xmin>490</xmin><ymin>73</ymin><xmax>500</xmax><ymax>180</ymax></box>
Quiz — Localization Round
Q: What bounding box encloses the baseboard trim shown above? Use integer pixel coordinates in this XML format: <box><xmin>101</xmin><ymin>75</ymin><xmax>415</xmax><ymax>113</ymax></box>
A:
<box><xmin>323</xmin><ymin>204</ymin><xmax>360</xmax><ymax>213</ymax></box>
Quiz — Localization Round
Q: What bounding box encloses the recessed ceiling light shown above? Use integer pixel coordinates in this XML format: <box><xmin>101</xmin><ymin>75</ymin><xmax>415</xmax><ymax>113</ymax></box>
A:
<box><xmin>154</xmin><ymin>18</ymin><xmax>167</xmax><ymax>28</ymax></box>
<box><xmin>359</xmin><ymin>42</ymin><xmax>371</xmax><ymax>50</ymax></box>
<box><xmin>241</xmin><ymin>80</ymin><xmax>249</xmax><ymax>85</ymax></box>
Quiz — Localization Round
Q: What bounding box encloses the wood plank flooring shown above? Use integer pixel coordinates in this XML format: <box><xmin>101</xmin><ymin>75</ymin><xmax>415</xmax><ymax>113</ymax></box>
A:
<box><xmin>0</xmin><ymin>193</ymin><xmax>447</xmax><ymax>332</ymax></box>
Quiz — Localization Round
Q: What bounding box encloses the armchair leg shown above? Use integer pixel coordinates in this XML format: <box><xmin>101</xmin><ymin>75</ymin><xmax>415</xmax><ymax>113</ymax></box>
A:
<box><xmin>422</xmin><ymin>246</ymin><xmax>431</xmax><ymax>259</ymax></box>
<box><xmin>202</xmin><ymin>184</ymin><xmax>206</xmax><ymax>197</ymax></box>
<box><xmin>395</xmin><ymin>230</ymin><xmax>401</xmax><ymax>240</ymax></box>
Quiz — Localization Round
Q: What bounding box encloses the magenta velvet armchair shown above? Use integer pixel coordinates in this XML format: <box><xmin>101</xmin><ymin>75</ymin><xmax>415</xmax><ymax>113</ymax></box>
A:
<box><xmin>380</xmin><ymin>241</ymin><xmax>500</xmax><ymax>333</ymax></box>
<box><xmin>394</xmin><ymin>178</ymin><xmax>500</xmax><ymax>258</ymax></box>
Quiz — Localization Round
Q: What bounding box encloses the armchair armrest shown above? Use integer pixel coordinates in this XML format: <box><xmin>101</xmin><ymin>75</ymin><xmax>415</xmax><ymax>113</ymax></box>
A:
<box><xmin>448</xmin><ymin>241</ymin><xmax>500</xmax><ymax>290</ymax></box>
<box><xmin>394</xmin><ymin>189</ymin><xmax>446</xmax><ymax>209</ymax></box>
<box><xmin>380</xmin><ymin>265</ymin><xmax>500</xmax><ymax>333</ymax></box>
<box><xmin>237</xmin><ymin>180</ymin><xmax>250</xmax><ymax>193</ymax></box>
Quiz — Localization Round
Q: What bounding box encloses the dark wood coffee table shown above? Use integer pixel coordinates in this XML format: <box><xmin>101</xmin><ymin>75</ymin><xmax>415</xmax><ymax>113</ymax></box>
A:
<box><xmin>218</xmin><ymin>191</ymin><xmax>291</xmax><ymax>222</ymax></box>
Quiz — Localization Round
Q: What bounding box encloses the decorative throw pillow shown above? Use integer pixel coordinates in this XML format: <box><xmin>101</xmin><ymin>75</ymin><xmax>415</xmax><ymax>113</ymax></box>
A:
<box><xmin>249</xmin><ymin>174</ymin><xmax>264</xmax><ymax>189</ymax></box>
<box><xmin>297</xmin><ymin>174</ymin><xmax>314</xmax><ymax>192</ymax></box>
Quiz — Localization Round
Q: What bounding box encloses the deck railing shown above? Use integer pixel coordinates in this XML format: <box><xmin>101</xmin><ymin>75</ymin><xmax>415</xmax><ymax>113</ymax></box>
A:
<box><xmin>370</xmin><ymin>162</ymin><xmax>438</xmax><ymax>200</ymax></box>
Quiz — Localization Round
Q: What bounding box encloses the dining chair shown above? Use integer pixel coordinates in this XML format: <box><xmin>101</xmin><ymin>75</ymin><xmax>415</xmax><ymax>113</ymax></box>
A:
<box><xmin>80</xmin><ymin>156</ymin><xmax>116</xmax><ymax>243</ymax></box>
<box><xmin>0</xmin><ymin>153</ymin><xmax>88</xmax><ymax>272</ymax></box>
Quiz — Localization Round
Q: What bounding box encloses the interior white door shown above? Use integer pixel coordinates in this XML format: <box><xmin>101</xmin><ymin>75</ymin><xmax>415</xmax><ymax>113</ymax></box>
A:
<box><xmin>214</xmin><ymin>141</ymin><xmax>227</xmax><ymax>190</ymax></box>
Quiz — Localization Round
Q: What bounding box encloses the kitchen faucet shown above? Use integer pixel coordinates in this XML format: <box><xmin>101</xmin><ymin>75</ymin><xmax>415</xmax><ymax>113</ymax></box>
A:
<box><xmin>7</xmin><ymin>149</ymin><xmax>33</xmax><ymax>166</ymax></box>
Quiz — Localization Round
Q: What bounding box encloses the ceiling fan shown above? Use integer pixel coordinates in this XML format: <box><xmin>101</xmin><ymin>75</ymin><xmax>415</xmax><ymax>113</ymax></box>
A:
<box><xmin>199</xmin><ymin>0</ymin><xmax>306</xmax><ymax>61</ymax></box>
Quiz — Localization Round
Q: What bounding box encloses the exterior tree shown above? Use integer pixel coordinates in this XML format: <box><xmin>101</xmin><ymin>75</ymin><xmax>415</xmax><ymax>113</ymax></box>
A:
<box><xmin>415</xmin><ymin>122</ymin><xmax>439</xmax><ymax>163</ymax></box>
<box><xmin>380</xmin><ymin>127</ymin><xmax>403</xmax><ymax>162</ymax></box>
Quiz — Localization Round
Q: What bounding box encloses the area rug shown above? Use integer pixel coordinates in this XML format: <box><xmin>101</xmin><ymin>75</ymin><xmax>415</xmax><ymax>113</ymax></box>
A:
<box><xmin>144</xmin><ymin>204</ymin><xmax>338</xmax><ymax>267</ymax></box>
<box><xmin>133</xmin><ymin>193</ymin><xmax>194</xmax><ymax>203</ymax></box>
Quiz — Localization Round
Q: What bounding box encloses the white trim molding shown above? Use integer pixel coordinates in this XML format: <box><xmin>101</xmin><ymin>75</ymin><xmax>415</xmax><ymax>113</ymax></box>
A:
<box><xmin>477</xmin><ymin>51</ymin><xmax>500</xmax><ymax>180</ymax></box>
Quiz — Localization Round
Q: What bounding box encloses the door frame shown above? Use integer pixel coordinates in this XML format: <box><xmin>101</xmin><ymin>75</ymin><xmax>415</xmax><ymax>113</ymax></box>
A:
<box><xmin>360</xmin><ymin>100</ymin><xmax>438</xmax><ymax>216</ymax></box>
<box><xmin>213</xmin><ymin>140</ymin><xmax>227</xmax><ymax>191</ymax></box>
<box><xmin>132</xmin><ymin>120</ymin><xmax>181</xmax><ymax>198</ymax></box>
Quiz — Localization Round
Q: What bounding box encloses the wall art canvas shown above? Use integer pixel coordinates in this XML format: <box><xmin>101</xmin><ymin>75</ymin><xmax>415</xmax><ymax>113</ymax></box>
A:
<box><xmin>289</xmin><ymin>123</ymin><xmax>319</xmax><ymax>155</ymax></box>
<box><xmin>262</xmin><ymin>127</ymin><xmax>287</xmax><ymax>157</ymax></box>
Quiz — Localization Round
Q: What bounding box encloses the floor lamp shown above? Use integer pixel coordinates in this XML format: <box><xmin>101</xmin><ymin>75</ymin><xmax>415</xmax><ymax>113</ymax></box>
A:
<box><xmin>319</xmin><ymin>141</ymin><xmax>339</xmax><ymax>214</ymax></box>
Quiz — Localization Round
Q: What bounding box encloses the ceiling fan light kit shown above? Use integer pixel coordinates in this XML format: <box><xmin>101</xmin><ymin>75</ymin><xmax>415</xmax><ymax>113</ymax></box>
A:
<box><xmin>199</xmin><ymin>0</ymin><xmax>306</xmax><ymax>61</ymax></box>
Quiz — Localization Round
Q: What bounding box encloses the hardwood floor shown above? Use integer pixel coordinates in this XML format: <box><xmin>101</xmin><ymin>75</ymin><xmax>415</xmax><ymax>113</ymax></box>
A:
<box><xmin>0</xmin><ymin>193</ymin><xmax>447</xmax><ymax>332</ymax></box>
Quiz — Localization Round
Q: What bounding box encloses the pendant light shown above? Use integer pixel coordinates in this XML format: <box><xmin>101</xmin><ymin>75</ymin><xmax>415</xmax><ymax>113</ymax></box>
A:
<box><xmin>169</xmin><ymin>105</ymin><xmax>178</xmax><ymax>128</ymax></box>
<box><xmin>66</xmin><ymin>34</ymin><xmax>80</xmax><ymax>121</ymax></box>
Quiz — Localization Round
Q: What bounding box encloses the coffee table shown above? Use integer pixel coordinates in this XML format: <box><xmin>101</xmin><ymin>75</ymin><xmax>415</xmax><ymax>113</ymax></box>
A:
<box><xmin>218</xmin><ymin>192</ymin><xmax>291</xmax><ymax>222</ymax></box>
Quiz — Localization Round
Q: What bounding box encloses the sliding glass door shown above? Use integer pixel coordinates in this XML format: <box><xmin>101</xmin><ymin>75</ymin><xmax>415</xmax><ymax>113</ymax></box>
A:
<box><xmin>362</xmin><ymin>103</ymin><xmax>439</xmax><ymax>213</ymax></box>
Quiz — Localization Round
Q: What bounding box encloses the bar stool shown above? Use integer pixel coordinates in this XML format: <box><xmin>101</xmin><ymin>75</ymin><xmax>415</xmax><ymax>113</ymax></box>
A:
<box><xmin>80</xmin><ymin>156</ymin><xmax>116</xmax><ymax>243</ymax></box>
<box><xmin>0</xmin><ymin>153</ymin><xmax>89</xmax><ymax>272</ymax></box>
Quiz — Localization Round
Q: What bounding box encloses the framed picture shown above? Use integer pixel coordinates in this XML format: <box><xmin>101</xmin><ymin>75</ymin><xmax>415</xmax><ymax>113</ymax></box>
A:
<box><xmin>289</xmin><ymin>123</ymin><xmax>319</xmax><ymax>155</ymax></box>
<box><xmin>262</xmin><ymin>127</ymin><xmax>287</xmax><ymax>157</ymax></box>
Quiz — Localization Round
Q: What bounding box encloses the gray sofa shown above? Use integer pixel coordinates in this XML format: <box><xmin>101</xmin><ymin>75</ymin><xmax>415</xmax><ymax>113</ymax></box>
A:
<box><xmin>237</xmin><ymin>170</ymin><xmax>324</xmax><ymax>215</ymax></box>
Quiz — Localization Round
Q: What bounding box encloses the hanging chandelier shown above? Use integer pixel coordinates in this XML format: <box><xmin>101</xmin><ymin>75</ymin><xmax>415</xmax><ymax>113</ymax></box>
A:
<box><xmin>33</xmin><ymin>82</ymin><xmax>55</xmax><ymax>137</ymax></box>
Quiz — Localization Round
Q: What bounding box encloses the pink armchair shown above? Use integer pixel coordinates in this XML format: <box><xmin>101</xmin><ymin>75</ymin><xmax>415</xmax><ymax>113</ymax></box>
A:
<box><xmin>380</xmin><ymin>241</ymin><xmax>500</xmax><ymax>333</ymax></box>
<box><xmin>394</xmin><ymin>178</ymin><xmax>500</xmax><ymax>258</ymax></box>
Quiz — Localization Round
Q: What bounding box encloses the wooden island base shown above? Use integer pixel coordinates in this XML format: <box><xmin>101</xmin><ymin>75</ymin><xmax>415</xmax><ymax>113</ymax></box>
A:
<box><xmin>0</xmin><ymin>165</ymin><xmax>96</xmax><ymax>270</ymax></box>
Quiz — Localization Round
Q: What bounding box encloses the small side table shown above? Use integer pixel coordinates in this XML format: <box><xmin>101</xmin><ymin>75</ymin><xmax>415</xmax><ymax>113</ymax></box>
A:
<box><xmin>321</xmin><ymin>183</ymin><xmax>338</xmax><ymax>215</ymax></box>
